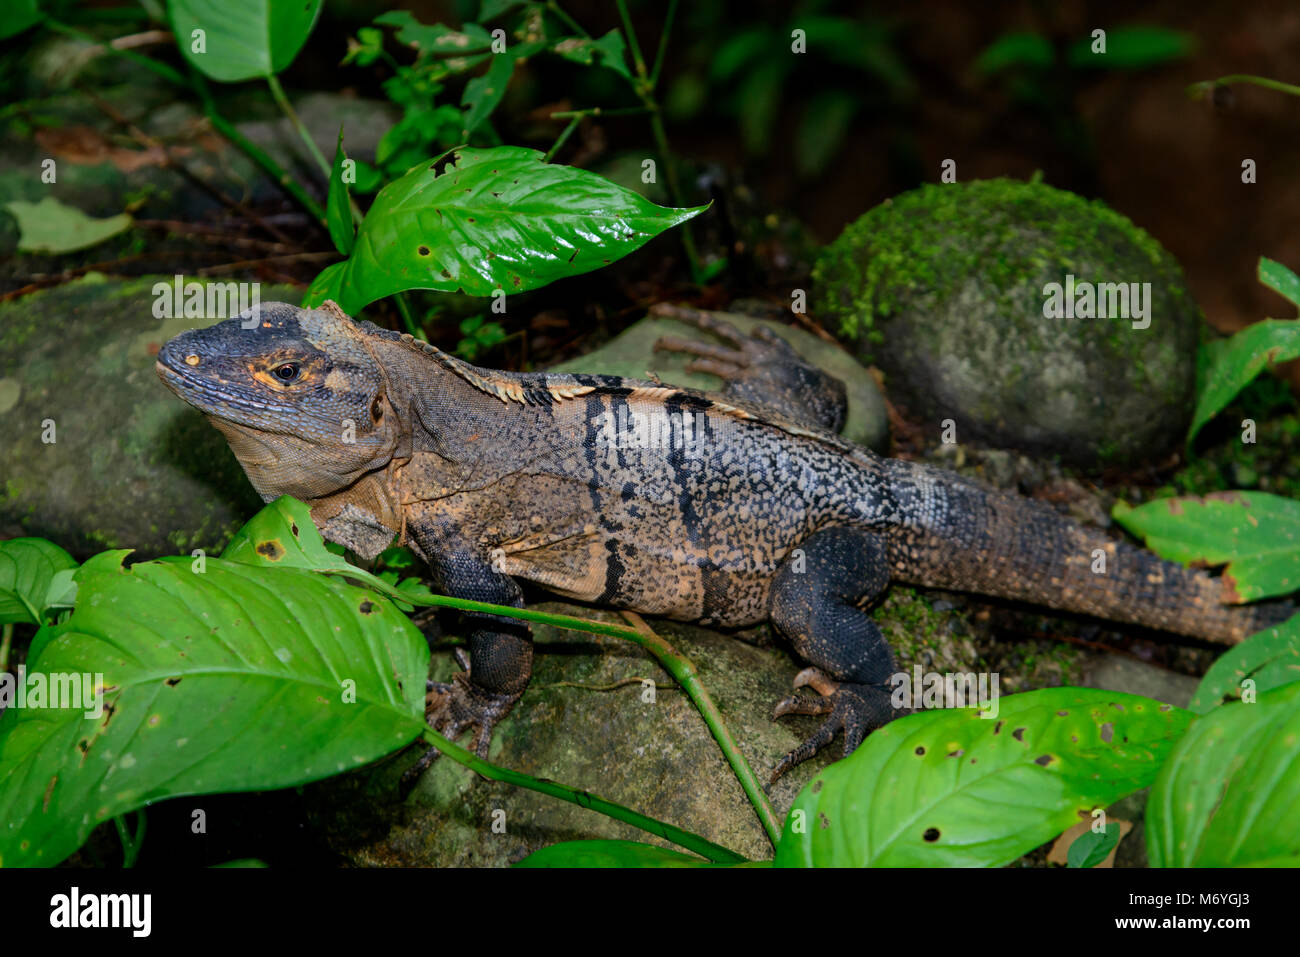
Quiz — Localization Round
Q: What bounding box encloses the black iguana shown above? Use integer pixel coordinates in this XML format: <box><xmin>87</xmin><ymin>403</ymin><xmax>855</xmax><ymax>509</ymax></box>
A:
<box><xmin>157</xmin><ymin>300</ymin><xmax>1286</xmax><ymax>782</ymax></box>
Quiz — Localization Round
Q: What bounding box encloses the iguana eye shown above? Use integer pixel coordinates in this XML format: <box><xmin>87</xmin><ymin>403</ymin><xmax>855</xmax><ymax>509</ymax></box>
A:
<box><xmin>272</xmin><ymin>363</ymin><xmax>301</xmax><ymax>383</ymax></box>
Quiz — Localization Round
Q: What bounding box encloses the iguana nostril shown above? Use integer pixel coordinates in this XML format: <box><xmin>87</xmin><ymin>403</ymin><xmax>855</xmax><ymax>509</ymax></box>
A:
<box><xmin>185</xmin><ymin>354</ymin><xmax>200</xmax><ymax>366</ymax></box>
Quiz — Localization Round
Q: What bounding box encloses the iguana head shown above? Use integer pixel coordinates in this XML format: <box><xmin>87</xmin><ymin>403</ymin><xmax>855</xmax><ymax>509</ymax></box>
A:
<box><xmin>156</xmin><ymin>301</ymin><xmax>403</xmax><ymax>501</ymax></box>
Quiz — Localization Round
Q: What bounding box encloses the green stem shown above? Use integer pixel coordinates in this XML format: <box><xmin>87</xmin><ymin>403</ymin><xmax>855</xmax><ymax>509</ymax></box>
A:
<box><xmin>266</xmin><ymin>74</ymin><xmax>332</xmax><ymax>180</ymax></box>
<box><xmin>113</xmin><ymin>809</ymin><xmax>146</xmax><ymax>867</ymax></box>
<box><xmin>330</xmin><ymin>568</ymin><xmax>779</xmax><ymax>848</ymax></box>
<box><xmin>621</xmin><ymin>613</ymin><xmax>782</xmax><ymax>847</ymax></box>
<box><xmin>615</xmin><ymin>0</ymin><xmax>648</xmax><ymax>83</ymax></box>
<box><xmin>44</xmin><ymin>19</ymin><xmax>187</xmax><ymax>86</ymax></box>
<box><xmin>544</xmin><ymin>116</ymin><xmax>582</xmax><ymax>162</ymax></box>
<box><xmin>1189</xmin><ymin>74</ymin><xmax>1300</xmax><ymax>99</ymax></box>
<box><xmin>649</xmin><ymin>0</ymin><xmax>679</xmax><ymax>90</ymax></box>
<box><xmin>0</xmin><ymin>624</ymin><xmax>12</xmax><ymax>673</ymax></box>
<box><xmin>546</xmin><ymin>0</ymin><xmax>589</xmax><ymax>38</ymax></box>
<box><xmin>550</xmin><ymin>106</ymin><xmax>652</xmax><ymax>119</ymax></box>
<box><xmin>188</xmin><ymin>71</ymin><xmax>326</xmax><ymax>223</ymax></box>
<box><xmin>418</xmin><ymin>726</ymin><xmax>745</xmax><ymax>863</ymax></box>
<box><xmin>612</xmin><ymin>0</ymin><xmax>701</xmax><ymax>281</ymax></box>
<box><xmin>393</xmin><ymin>293</ymin><xmax>425</xmax><ymax>340</ymax></box>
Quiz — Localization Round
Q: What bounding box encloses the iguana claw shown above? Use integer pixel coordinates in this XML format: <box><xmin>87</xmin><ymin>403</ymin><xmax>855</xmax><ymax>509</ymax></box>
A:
<box><xmin>401</xmin><ymin>671</ymin><xmax>522</xmax><ymax>787</ymax></box>
<box><xmin>768</xmin><ymin>679</ymin><xmax>898</xmax><ymax>787</ymax></box>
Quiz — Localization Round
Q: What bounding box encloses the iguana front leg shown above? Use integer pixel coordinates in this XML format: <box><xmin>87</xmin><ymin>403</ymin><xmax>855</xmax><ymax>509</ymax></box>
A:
<box><xmin>404</xmin><ymin>515</ymin><xmax>532</xmax><ymax>771</ymax></box>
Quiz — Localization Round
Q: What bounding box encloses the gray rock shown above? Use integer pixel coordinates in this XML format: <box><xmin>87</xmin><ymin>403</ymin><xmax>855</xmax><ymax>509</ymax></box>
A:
<box><xmin>548</xmin><ymin>310</ymin><xmax>890</xmax><ymax>450</ymax></box>
<box><xmin>814</xmin><ymin>178</ymin><xmax>1201</xmax><ymax>468</ymax></box>
<box><xmin>0</xmin><ymin>276</ymin><xmax>289</xmax><ymax>558</ymax></box>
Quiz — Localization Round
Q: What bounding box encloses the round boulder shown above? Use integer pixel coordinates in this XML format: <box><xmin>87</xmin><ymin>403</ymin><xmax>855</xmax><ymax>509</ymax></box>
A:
<box><xmin>814</xmin><ymin>177</ymin><xmax>1202</xmax><ymax>467</ymax></box>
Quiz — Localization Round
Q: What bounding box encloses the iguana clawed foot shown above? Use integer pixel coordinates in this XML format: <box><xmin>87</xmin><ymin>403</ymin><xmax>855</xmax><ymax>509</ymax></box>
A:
<box><xmin>650</xmin><ymin>304</ymin><xmax>847</xmax><ymax>433</ymax></box>
<box><xmin>401</xmin><ymin>661</ymin><xmax>522</xmax><ymax>787</ymax></box>
<box><xmin>768</xmin><ymin>667</ymin><xmax>899</xmax><ymax>786</ymax></box>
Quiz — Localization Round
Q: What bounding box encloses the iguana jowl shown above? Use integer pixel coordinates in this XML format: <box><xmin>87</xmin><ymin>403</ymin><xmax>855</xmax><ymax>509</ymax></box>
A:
<box><xmin>157</xmin><ymin>301</ymin><xmax>1285</xmax><ymax>782</ymax></box>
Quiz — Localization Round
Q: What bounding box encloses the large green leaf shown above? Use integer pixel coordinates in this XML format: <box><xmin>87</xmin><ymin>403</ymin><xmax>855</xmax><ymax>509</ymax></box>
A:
<box><xmin>0</xmin><ymin>0</ymin><xmax>42</xmax><ymax>40</ymax></box>
<box><xmin>1113</xmin><ymin>491</ymin><xmax>1300</xmax><ymax>602</ymax></box>
<box><xmin>0</xmin><ymin>538</ymin><xmax>77</xmax><ymax>626</ymax></box>
<box><xmin>0</xmin><ymin>550</ymin><xmax>427</xmax><ymax>866</ymax></box>
<box><xmin>167</xmin><ymin>0</ymin><xmax>322</xmax><ymax>82</ymax></box>
<box><xmin>6</xmin><ymin>198</ymin><xmax>131</xmax><ymax>254</ymax></box>
<box><xmin>774</xmin><ymin>688</ymin><xmax>1190</xmax><ymax>868</ymax></box>
<box><xmin>1147</xmin><ymin>682</ymin><xmax>1300</xmax><ymax>866</ymax></box>
<box><xmin>514</xmin><ymin>840</ymin><xmax>732</xmax><ymax>868</ymax></box>
<box><xmin>1190</xmin><ymin>616</ymin><xmax>1300</xmax><ymax>713</ymax></box>
<box><xmin>301</xmin><ymin>145</ymin><xmax>707</xmax><ymax>313</ymax></box>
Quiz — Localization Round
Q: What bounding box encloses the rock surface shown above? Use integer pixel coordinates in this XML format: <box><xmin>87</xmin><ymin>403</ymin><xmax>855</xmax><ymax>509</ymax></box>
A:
<box><xmin>0</xmin><ymin>276</ymin><xmax>286</xmax><ymax>558</ymax></box>
<box><xmin>814</xmin><ymin>178</ymin><xmax>1202</xmax><ymax>468</ymax></box>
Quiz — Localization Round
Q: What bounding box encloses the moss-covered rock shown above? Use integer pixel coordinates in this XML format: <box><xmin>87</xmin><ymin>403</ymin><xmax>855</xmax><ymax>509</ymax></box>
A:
<box><xmin>0</xmin><ymin>275</ymin><xmax>292</xmax><ymax>558</ymax></box>
<box><xmin>814</xmin><ymin>177</ymin><xmax>1201</xmax><ymax>467</ymax></box>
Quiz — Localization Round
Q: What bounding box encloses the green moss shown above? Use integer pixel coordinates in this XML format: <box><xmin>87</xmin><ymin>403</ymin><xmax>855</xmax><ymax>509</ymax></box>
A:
<box><xmin>813</xmin><ymin>176</ymin><xmax>1194</xmax><ymax>367</ymax></box>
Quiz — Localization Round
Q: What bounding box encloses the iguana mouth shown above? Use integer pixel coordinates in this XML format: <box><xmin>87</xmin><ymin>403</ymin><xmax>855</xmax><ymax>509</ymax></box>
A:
<box><xmin>155</xmin><ymin>357</ymin><xmax>296</xmax><ymax>421</ymax></box>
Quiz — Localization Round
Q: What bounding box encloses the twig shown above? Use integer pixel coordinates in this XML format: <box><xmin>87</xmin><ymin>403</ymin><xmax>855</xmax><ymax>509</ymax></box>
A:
<box><xmin>265</xmin><ymin>74</ymin><xmax>332</xmax><ymax>180</ymax></box>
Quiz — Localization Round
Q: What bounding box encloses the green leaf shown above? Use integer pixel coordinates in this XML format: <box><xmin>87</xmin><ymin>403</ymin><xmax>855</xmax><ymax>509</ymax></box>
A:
<box><xmin>514</xmin><ymin>840</ymin><xmax>750</xmax><ymax>867</ymax></box>
<box><xmin>551</xmin><ymin>29</ymin><xmax>631</xmax><ymax>80</ymax></box>
<box><xmin>479</xmin><ymin>0</ymin><xmax>524</xmax><ymax>20</ymax></box>
<box><xmin>1067</xmin><ymin>822</ymin><xmax>1121</xmax><ymax>867</ymax></box>
<box><xmin>0</xmin><ymin>538</ymin><xmax>78</xmax><ymax>626</ymax></box>
<box><xmin>1067</xmin><ymin>27</ymin><xmax>1195</xmax><ymax>69</ymax></box>
<box><xmin>5</xmin><ymin>198</ymin><xmax>131</xmax><ymax>254</ymax></box>
<box><xmin>221</xmin><ymin>495</ymin><xmax>374</xmax><ymax>573</ymax></box>
<box><xmin>736</xmin><ymin>59</ymin><xmax>786</xmax><ymax>155</ymax></box>
<box><xmin>974</xmin><ymin>32</ymin><xmax>1055</xmax><ymax>74</ymax></box>
<box><xmin>167</xmin><ymin>0</ymin><xmax>323</xmax><ymax>83</ymax></box>
<box><xmin>0</xmin><ymin>551</ymin><xmax>428</xmax><ymax>867</ymax></box>
<box><xmin>373</xmin><ymin>10</ymin><xmax>493</xmax><ymax>55</ymax></box>
<box><xmin>1259</xmin><ymin>256</ymin><xmax>1300</xmax><ymax>309</ymax></box>
<box><xmin>0</xmin><ymin>0</ymin><xmax>42</xmax><ymax>40</ymax></box>
<box><xmin>795</xmin><ymin>89</ymin><xmax>858</xmax><ymax>178</ymax></box>
<box><xmin>300</xmin><ymin>145</ymin><xmax>707</xmax><ymax>313</ymax></box>
<box><xmin>327</xmin><ymin>127</ymin><xmax>355</xmax><ymax>256</ymax></box>
<box><xmin>1113</xmin><ymin>492</ymin><xmax>1300</xmax><ymax>602</ymax></box>
<box><xmin>1187</xmin><ymin>320</ymin><xmax>1300</xmax><ymax>448</ymax></box>
<box><xmin>461</xmin><ymin>51</ymin><xmax>516</xmax><ymax>135</ymax></box>
<box><xmin>774</xmin><ymin>688</ymin><xmax>1191</xmax><ymax>868</ymax></box>
<box><xmin>1147</xmin><ymin>682</ymin><xmax>1300</xmax><ymax>866</ymax></box>
<box><xmin>1190</xmin><ymin>616</ymin><xmax>1300</xmax><ymax>712</ymax></box>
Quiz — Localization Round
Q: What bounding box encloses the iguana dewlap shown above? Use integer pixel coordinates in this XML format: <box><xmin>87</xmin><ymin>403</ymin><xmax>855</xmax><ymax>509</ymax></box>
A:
<box><xmin>157</xmin><ymin>301</ymin><xmax>1285</xmax><ymax>782</ymax></box>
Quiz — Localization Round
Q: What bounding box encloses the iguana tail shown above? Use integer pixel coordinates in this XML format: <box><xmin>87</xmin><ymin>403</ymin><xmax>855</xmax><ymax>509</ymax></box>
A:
<box><xmin>881</xmin><ymin>462</ymin><xmax>1291</xmax><ymax>645</ymax></box>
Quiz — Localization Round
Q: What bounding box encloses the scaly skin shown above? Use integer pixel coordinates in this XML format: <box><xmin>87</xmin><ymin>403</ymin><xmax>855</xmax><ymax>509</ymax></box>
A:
<box><xmin>157</xmin><ymin>301</ymin><xmax>1288</xmax><ymax>782</ymax></box>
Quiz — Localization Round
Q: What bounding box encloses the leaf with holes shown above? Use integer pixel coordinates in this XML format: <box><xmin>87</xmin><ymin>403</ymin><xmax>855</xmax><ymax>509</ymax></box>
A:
<box><xmin>1189</xmin><ymin>615</ymin><xmax>1300</xmax><ymax>713</ymax></box>
<box><xmin>1147</xmin><ymin>682</ymin><xmax>1300</xmax><ymax>867</ymax></box>
<box><xmin>0</xmin><ymin>549</ymin><xmax>427</xmax><ymax>867</ymax></box>
<box><xmin>168</xmin><ymin>0</ymin><xmax>322</xmax><ymax>83</ymax></box>
<box><xmin>773</xmin><ymin>687</ymin><xmax>1190</xmax><ymax>868</ymax></box>
<box><xmin>0</xmin><ymin>538</ymin><xmax>78</xmax><ymax>626</ymax></box>
<box><xmin>1113</xmin><ymin>491</ymin><xmax>1300</xmax><ymax>602</ymax></box>
<box><xmin>300</xmin><ymin>145</ymin><xmax>707</xmax><ymax>313</ymax></box>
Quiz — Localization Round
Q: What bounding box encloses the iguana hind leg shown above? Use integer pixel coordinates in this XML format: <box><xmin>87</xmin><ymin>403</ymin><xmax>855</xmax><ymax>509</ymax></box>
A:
<box><xmin>650</xmin><ymin>304</ymin><xmax>848</xmax><ymax>433</ymax></box>
<box><xmin>767</xmin><ymin>525</ymin><xmax>901</xmax><ymax>784</ymax></box>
